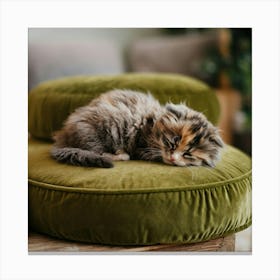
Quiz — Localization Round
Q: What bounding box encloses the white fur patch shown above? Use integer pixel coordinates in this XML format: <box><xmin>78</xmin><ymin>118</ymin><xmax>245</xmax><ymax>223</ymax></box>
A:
<box><xmin>172</xmin><ymin>152</ymin><xmax>186</xmax><ymax>166</ymax></box>
<box><xmin>173</xmin><ymin>152</ymin><xmax>181</xmax><ymax>161</ymax></box>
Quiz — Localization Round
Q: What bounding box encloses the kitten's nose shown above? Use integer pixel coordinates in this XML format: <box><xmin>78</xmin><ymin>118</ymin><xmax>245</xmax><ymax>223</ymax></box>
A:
<box><xmin>170</xmin><ymin>155</ymin><xmax>175</xmax><ymax>162</ymax></box>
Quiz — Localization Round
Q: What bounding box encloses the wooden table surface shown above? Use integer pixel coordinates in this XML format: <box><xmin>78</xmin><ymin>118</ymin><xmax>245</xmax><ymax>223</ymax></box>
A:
<box><xmin>28</xmin><ymin>231</ymin><xmax>235</xmax><ymax>253</ymax></box>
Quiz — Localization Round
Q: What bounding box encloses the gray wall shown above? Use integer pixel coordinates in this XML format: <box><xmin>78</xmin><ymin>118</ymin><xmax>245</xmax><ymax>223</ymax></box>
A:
<box><xmin>28</xmin><ymin>28</ymin><xmax>163</xmax><ymax>51</ymax></box>
<box><xmin>28</xmin><ymin>28</ymin><xmax>163</xmax><ymax>89</ymax></box>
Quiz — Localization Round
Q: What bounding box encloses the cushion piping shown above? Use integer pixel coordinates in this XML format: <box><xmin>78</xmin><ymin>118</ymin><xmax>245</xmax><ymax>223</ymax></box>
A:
<box><xmin>28</xmin><ymin>169</ymin><xmax>251</xmax><ymax>195</ymax></box>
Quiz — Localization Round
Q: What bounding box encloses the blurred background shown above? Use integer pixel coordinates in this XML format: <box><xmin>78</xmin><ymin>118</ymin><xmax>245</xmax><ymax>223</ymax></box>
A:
<box><xmin>28</xmin><ymin>28</ymin><xmax>252</xmax><ymax>252</ymax></box>
<box><xmin>28</xmin><ymin>28</ymin><xmax>252</xmax><ymax>155</ymax></box>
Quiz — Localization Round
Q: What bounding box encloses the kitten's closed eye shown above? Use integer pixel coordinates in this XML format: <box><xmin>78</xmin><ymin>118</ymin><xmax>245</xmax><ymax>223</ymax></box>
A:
<box><xmin>163</xmin><ymin>135</ymin><xmax>181</xmax><ymax>151</ymax></box>
<box><xmin>162</xmin><ymin>136</ymin><xmax>171</xmax><ymax>148</ymax></box>
<box><xmin>183</xmin><ymin>151</ymin><xmax>192</xmax><ymax>157</ymax></box>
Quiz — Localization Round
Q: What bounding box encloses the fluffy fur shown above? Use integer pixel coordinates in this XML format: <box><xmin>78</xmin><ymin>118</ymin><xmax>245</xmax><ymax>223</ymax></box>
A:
<box><xmin>51</xmin><ymin>89</ymin><xmax>224</xmax><ymax>168</ymax></box>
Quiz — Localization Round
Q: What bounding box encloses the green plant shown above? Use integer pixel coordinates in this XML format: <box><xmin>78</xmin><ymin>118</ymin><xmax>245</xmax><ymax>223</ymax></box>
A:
<box><xmin>202</xmin><ymin>28</ymin><xmax>252</xmax><ymax>129</ymax></box>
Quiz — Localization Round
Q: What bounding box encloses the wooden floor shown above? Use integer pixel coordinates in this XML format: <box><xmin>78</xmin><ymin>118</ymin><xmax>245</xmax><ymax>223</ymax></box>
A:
<box><xmin>28</xmin><ymin>231</ymin><xmax>235</xmax><ymax>252</ymax></box>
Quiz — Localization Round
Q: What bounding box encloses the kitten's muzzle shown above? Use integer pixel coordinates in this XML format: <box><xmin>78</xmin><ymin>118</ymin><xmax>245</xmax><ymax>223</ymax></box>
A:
<box><xmin>167</xmin><ymin>154</ymin><xmax>184</xmax><ymax>166</ymax></box>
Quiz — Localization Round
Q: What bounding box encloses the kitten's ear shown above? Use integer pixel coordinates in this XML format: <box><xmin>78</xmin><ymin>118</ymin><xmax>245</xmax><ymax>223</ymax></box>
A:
<box><xmin>209</xmin><ymin>129</ymin><xmax>224</xmax><ymax>148</ymax></box>
<box><xmin>165</xmin><ymin>103</ymin><xmax>186</xmax><ymax>119</ymax></box>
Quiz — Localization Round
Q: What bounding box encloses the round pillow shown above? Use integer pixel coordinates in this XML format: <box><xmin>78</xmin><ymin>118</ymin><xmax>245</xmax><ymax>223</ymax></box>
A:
<box><xmin>28</xmin><ymin>138</ymin><xmax>251</xmax><ymax>245</ymax></box>
<box><xmin>28</xmin><ymin>73</ymin><xmax>251</xmax><ymax>245</ymax></box>
<box><xmin>28</xmin><ymin>73</ymin><xmax>220</xmax><ymax>140</ymax></box>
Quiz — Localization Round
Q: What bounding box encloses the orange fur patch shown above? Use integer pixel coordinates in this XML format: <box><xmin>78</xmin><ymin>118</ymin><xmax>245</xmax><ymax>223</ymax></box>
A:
<box><xmin>177</xmin><ymin>125</ymin><xmax>193</xmax><ymax>151</ymax></box>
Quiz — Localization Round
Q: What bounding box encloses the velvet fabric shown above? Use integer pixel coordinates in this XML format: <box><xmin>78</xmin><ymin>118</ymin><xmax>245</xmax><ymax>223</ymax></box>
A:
<box><xmin>29</xmin><ymin>139</ymin><xmax>251</xmax><ymax>245</ymax></box>
<box><xmin>28</xmin><ymin>73</ymin><xmax>251</xmax><ymax>245</ymax></box>
<box><xmin>28</xmin><ymin>73</ymin><xmax>220</xmax><ymax>140</ymax></box>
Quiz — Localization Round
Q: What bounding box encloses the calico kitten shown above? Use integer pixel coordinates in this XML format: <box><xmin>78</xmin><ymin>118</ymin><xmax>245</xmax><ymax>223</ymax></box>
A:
<box><xmin>51</xmin><ymin>89</ymin><xmax>223</xmax><ymax>168</ymax></box>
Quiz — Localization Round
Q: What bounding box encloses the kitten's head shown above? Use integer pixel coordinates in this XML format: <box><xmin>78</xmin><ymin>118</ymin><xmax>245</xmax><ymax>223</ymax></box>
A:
<box><xmin>148</xmin><ymin>103</ymin><xmax>224</xmax><ymax>167</ymax></box>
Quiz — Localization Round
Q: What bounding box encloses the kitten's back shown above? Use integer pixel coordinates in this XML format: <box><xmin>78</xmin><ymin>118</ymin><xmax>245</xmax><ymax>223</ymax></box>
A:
<box><xmin>51</xmin><ymin>90</ymin><xmax>163</xmax><ymax>168</ymax></box>
<box><xmin>90</xmin><ymin>89</ymin><xmax>162</xmax><ymax>118</ymax></box>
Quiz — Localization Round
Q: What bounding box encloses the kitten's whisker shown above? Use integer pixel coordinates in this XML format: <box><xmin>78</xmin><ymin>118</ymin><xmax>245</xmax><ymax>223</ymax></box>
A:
<box><xmin>189</xmin><ymin>168</ymin><xmax>195</xmax><ymax>181</ymax></box>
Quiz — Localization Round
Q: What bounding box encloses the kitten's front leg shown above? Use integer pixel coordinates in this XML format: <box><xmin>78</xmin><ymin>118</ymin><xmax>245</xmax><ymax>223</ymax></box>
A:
<box><xmin>103</xmin><ymin>150</ymin><xmax>130</xmax><ymax>161</ymax></box>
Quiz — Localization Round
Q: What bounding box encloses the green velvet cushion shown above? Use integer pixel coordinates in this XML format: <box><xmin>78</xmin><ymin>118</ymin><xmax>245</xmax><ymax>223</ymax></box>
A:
<box><xmin>28</xmin><ymin>73</ymin><xmax>251</xmax><ymax>245</ymax></box>
<box><xmin>28</xmin><ymin>73</ymin><xmax>220</xmax><ymax>140</ymax></box>
<box><xmin>28</xmin><ymin>138</ymin><xmax>251</xmax><ymax>245</ymax></box>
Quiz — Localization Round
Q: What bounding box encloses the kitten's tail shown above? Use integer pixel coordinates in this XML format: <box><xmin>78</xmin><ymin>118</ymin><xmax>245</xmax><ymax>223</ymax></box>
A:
<box><xmin>50</xmin><ymin>147</ymin><xmax>114</xmax><ymax>168</ymax></box>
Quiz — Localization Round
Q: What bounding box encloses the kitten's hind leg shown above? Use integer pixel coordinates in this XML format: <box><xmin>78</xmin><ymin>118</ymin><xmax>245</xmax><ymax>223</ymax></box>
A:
<box><xmin>103</xmin><ymin>150</ymin><xmax>130</xmax><ymax>161</ymax></box>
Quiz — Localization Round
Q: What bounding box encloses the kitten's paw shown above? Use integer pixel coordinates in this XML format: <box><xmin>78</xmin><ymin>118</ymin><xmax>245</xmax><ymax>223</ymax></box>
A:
<box><xmin>115</xmin><ymin>153</ymin><xmax>130</xmax><ymax>161</ymax></box>
<box><xmin>70</xmin><ymin>156</ymin><xmax>114</xmax><ymax>168</ymax></box>
<box><xmin>92</xmin><ymin>156</ymin><xmax>114</xmax><ymax>168</ymax></box>
<box><xmin>103</xmin><ymin>151</ymin><xmax>130</xmax><ymax>161</ymax></box>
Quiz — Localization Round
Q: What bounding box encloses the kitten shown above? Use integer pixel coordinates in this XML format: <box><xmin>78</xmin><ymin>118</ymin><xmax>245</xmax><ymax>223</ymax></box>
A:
<box><xmin>51</xmin><ymin>89</ymin><xmax>223</xmax><ymax>168</ymax></box>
